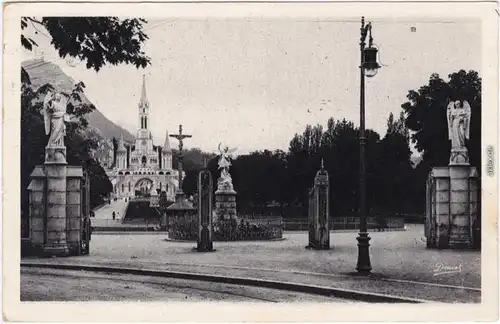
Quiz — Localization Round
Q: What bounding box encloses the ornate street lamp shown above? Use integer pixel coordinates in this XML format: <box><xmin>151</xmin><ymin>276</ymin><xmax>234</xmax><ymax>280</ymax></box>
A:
<box><xmin>357</xmin><ymin>16</ymin><xmax>381</xmax><ymax>274</ymax></box>
<box><xmin>363</xmin><ymin>47</ymin><xmax>380</xmax><ymax>77</ymax></box>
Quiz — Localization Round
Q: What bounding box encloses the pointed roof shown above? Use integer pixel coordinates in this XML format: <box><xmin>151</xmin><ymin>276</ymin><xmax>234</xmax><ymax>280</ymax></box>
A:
<box><xmin>117</xmin><ymin>133</ymin><xmax>126</xmax><ymax>152</ymax></box>
<box><xmin>163</xmin><ymin>129</ymin><xmax>171</xmax><ymax>152</ymax></box>
<box><xmin>139</xmin><ymin>74</ymin><xmax>149</xmax><ymax>107</ymax></box>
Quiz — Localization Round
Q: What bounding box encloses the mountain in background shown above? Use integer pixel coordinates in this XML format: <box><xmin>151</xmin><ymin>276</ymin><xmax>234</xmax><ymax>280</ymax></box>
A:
<box><xmin>21</xmin><ymin>59</ymin><xmax>135</xmax><ymax>143</ymax></box>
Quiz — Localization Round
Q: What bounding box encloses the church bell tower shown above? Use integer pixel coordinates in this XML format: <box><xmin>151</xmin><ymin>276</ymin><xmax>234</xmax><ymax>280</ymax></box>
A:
<box><xmin>136</xmin><ymin>75</ymin><xmax>153</xmax><ymax>153</ymax></box>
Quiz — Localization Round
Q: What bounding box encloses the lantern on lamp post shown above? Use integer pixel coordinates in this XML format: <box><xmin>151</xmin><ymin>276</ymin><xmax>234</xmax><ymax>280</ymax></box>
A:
<box><xmin>362</xmin><ymin>46</ymin><xmax>380</xmax><ymax>78</ymax></box>
<box><xmin>357</xmin><ymin>16</ymin><xmax>381</xmax><ymax>274</ymax></box>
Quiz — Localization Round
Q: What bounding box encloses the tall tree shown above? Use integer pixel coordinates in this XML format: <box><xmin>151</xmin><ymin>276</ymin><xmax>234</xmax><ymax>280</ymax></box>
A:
<box><xmin>375</xmin><ymin>112</ymin><xmax>415</xmax><ymax>215</ymax></box>
<box><xmin>402</xmin><ymin>70</ymin><xmax>481</xmax><ymax>171</ymax></box>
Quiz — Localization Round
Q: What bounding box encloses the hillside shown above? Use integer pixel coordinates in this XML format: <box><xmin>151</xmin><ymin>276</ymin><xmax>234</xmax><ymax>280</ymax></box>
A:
<box><xmin>21</xmin><ymin>59</ymin><xmax>135</xmax><ymax>142</ymax></box>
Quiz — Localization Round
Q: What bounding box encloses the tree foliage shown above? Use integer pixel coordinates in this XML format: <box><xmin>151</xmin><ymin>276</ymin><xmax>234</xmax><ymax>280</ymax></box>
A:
<box><xmin>402</xmin><ymin>70</ymin><xmax>481</xmax><ymax>170</ymax></box>
<box><xmin>21</xmin><ymin>17</ymin><xmax>150</xmax><ymax>72</ymax></box>
<box><xmin>175</xmin><ymin>148</ymin><xmax>217</xmax><ymax>195</ymax></box>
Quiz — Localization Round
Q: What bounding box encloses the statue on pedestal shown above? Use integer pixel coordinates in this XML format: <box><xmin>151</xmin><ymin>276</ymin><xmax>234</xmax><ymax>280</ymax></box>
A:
<box><xmin>43</xmin><ymin>91</ymin><xmax>70</xmax><ymax>148</ymax></box>
<box><xmin>447</xmin><ymin>99</ymin><xmax>471</xmax><ymax>165</ymax></box>
<box><xmin>217</xmin><ymin>143</ymin><xmax>236</xmax><ymax>192</ymax></box>
<box><xmin>43</xmin><ymin>91</ymin><xmax>70</xmax><ymax>164</ymax></box>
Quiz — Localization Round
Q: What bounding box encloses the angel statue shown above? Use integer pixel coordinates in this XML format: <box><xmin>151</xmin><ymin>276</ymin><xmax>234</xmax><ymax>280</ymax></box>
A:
<box><xmin>217</xmin><ymin>143</ymin><xmax>237</xmax><ymax>190</ymax></box>
<box><xmin>447</xmin><ymin>99</ymin><xmax>471</xmax><ymax>149</ymax></box>
<box><xmin>43</xmin><ymin>91</ymin><xmax>70</xmax><ymax>148</ymax></box>
<box><xmin>447</xmin><ymin>99</ymin><xmax>472</xmax><ymax>164</ymax></box>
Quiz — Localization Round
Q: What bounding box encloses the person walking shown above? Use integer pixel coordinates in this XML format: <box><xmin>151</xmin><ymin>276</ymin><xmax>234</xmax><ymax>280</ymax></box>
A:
<box><xmin>112</xmin><ymin>211</ymin><xmax>116</xmax><ymax>220</ymax></box>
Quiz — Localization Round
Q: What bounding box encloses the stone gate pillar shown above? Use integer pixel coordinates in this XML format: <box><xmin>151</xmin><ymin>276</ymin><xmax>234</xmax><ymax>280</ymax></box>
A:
<box><xmin>449</xmin><ymin>164</ymin><xmax>478</xmax><ymax>247</ymax></box>
<box><xmin>197</xmin><ymin>168</ymin><xmax>214</xmax><ymax>252</ymax></box>
<box><xmin>43</xmin><ymin>146</ymin><xmax>70</xmax><ymax>256</ymax></box>
<box><xmin>425</xmin><ymin>99</ymin><xmax>479</xmax><ymax>249</ymax></box>
<box><xmin>28</xmin><ymin>145</ymin><xmax>72</xmax><ymax>257</ymax></box>
<box><xmin>306</xmin><ymin>161</ymin><xmax>330</xmax><ymax>250</ymax></box>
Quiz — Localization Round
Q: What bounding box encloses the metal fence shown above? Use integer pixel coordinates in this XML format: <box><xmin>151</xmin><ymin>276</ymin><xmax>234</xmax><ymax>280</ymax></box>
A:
<box><xmin>168</xmin><ymin>214</ymin><xmax>283</xmax><ymax>241</ymax></box>
<box><xmin>215</xmin><ymin>215</ymin><xmax>283</xmax><ymax>241</ymax></box>
<box><xmin>283</xmin><ymin>216</ymin><xmax>405</xmax><ymax>231</ymax></box>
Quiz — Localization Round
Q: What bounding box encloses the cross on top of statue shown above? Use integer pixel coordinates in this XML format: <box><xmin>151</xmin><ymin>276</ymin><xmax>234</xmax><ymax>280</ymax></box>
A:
<box><xmin>169</xmin><ymin>124</ymin><xmax>192</xmax><ymax>153</ymax></box>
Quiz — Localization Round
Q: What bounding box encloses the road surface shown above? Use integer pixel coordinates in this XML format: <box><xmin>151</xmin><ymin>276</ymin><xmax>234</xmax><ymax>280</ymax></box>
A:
<box><xmin>21</xmin><ymin>268</ymin><xmax>350</xmax><ymax>302</ymax></box>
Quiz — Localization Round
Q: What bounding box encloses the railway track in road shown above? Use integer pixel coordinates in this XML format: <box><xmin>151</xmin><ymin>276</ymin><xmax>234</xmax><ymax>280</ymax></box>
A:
<box><xmin>21</xmin><ymin>268</ymin><xmax>351</xmax><ymax>303</ymax></box>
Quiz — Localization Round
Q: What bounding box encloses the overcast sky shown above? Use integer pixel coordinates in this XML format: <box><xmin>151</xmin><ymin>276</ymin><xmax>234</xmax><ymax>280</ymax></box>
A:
<box><xmin>22</xmin><ymin>18</ymin><xmax>481</xmax><ymax>155</ymax></box>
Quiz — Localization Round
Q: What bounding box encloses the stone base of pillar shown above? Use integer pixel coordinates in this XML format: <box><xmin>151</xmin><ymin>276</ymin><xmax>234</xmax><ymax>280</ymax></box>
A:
<box><xmin>425</xmin><ymin>165</ymin><xmax>478</xmax><ymax>250</ymax></box>
<box><xmin>215</xmin><ymin>189</ymin><xmax>237</xmax><ymax>220</ymax></box>
<box><xmin>197</xmin><ymin>239</ymin><xmax>214</xmax><ymax>252</ymax></box>
<box><xmin>43</xmin><ymin>243</ymin><xmax>70</xmax><ymax>257</ymax></box>
<box><xmin>27</xmin><ymin>162</ymin><xmax>84</xmax><ymax>258</ymax></box>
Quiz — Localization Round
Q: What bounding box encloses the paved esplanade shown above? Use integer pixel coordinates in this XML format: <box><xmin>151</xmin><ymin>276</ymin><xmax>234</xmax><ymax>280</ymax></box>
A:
<box><xmin>23</xmin><ymin>225</ymin><xmax>480</xmax><ymax>303</ymax></box>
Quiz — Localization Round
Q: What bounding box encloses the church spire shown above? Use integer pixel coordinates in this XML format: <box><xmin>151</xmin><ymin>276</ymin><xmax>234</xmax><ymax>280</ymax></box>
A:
<box><xmin>117</xmin><ymin>133</ymin><xmax>126</xmax><ymax>152</ymax></box>
<box><xmin>163</xmin><ymin>129</ymin><xmax>171</xmax><ymax>152</ymax></box>
<box><xmin>139</xmin><ymin>74</ymin><xmax>149</xmax><ymax>108</ymax></box>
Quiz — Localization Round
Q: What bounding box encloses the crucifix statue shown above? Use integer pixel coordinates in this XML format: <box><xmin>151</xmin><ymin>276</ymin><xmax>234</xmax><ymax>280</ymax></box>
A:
<box><xmin>169</xmin><ymin>124</ymin><xmax>192</xmax><ymax>195</ymax></box>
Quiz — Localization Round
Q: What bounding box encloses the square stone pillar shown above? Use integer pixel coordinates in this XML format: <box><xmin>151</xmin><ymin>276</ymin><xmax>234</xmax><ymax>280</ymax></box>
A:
<box><xmin>27</xmin><ymin>166</ymin><xmax>47</xmax><ymax>255</ymax></box>
<box><xmin>66</xmin><ymin>167</ymin><xmax>83</xmax><ymax>255</ymax></box>
<box><xmin>197</xmin><ymin>169</ymin><xmax>214</xmax><ymax>252</ymax></box>
<box><xmin>449</xmin><ymin>166</ymin><xmax>477</xmax><ymax>247</ymax></box>
<box><xmin>44</xmin><ymin>162</ymin><xmax>70</xmax><ymax>256</ymax></box>
<box><xmin>28</xmin><ymin>164</ymin><xmax>71</xmax><ymax>256</ymax></box>
<box><xmin>27</xmin><ymin>146</ymin><xmax>85</xmax><ymax>257</ymax></box>
<box><xmin>306</xmin><ymin>163</ymin><xmax>330</xmax><ymax>250</ymax></box>
<box><xmin>44</xmin><ymin>146</ymin><xmax>71</xmax><ymax>256</ymax></box>
<box><xmin>425</xmin><ymin>166</ymin><xmax>478</xmax><ymax>249</ymax></box>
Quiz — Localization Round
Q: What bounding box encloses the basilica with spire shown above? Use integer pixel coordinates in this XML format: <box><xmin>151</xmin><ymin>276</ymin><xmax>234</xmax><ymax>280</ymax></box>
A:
<box><xmin>107</xmin><ymin>76</ymin><xmax>180</xmax><ymax>202</ymax></box>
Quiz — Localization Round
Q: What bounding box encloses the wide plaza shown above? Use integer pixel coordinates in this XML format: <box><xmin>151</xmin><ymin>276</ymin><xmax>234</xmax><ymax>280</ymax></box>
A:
<box><xmin>22</xmin><ymin>222</ymin><xmax>480</xmax><ymax>303</ymax></box>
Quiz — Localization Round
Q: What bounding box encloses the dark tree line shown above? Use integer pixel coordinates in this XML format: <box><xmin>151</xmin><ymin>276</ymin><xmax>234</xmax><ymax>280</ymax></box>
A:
<box><xmin>181</xmin><ymin>70</ymin><xmax>481</xmax><ymax>221</ymax></box>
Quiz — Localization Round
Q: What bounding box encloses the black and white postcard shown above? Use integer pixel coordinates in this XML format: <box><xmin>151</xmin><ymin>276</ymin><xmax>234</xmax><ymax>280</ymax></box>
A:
<box><xmin>2</xmin><ymin>1</ymin><xmax>499</xmax><ymax>322</ymax></box>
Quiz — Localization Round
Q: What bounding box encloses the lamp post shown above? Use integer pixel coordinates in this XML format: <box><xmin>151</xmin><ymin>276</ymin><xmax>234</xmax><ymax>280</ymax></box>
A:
<box><xmin>357</xmin><ymin>16</ymin><xmax>380</xmax><ymax>274</ymax></box>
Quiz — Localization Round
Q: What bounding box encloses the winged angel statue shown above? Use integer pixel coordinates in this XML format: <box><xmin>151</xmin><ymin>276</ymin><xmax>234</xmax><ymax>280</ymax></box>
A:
<box><xmin>447</xmin><ymin>100</ymin><xmax>471</xmax><ymax>149</ymax></box>
<box><xmin>43</xmin><ymin>91</ymin><xmax>70</xmax><ymax>148</ymax></box>
<box><xmin>217</xmin><ymin>143</ymin><xmax>237</xmax><ymax>191</ymax></box>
